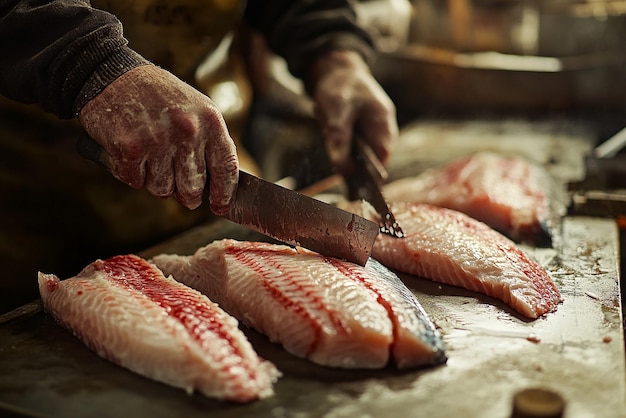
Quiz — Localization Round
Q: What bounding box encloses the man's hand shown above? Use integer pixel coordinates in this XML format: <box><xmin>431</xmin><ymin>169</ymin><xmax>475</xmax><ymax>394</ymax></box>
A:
<box><xmin>78</xmin><ymin>65</ymin><xmax>239</xmax><ymax>214</ymax></box>
<box><xmin>308</xmin><ymin>50</ymin><xmax>398</xmax><ymax>175</ymax></box>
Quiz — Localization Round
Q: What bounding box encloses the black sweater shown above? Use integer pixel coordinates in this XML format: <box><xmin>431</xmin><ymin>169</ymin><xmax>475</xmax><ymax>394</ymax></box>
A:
<box><xmin>0</xmin><ymin>0</ymin><xmax>374</xmax><ymax>119</ymax></box>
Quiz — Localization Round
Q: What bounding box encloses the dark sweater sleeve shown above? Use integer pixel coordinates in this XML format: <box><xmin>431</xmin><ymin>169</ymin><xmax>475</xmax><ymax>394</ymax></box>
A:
<box><xmin>243</xmin><ymin>0</ymin><xmax>376</xmax><ymax>82</ymax></box>
<box><xmin>0</xmin><ymin>0</ymin><xmax>149</xmax><ymax>119</ymax></box>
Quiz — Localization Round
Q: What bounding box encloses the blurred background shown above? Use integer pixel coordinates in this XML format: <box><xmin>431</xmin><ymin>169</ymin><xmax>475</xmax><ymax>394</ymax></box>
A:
<box><xmin>242</xmin><ymin>0</ymin><xmax>626</xmax><ymax>184</ymax></box>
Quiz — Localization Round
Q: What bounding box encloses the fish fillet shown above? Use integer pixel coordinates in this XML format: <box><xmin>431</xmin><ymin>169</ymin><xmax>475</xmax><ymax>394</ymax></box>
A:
<box><xmin>345</xmin><ymin>257</ymin><xmax>447</xmax><ymax>368</ymax></box>
<box><xmin>38</xmin><ymin>254</ymin><xmax>280</xmax><ymax>402</ymax></box>
<box><xmin>383</xmin><ymin>152</ymin><xmax>566</xmax><ymax>246</ymax></box>
<box><xmin>346</xmin><ymin>201</ymin><xmax>562</xmax><ymax>319</ymax></box>
<box><xmin>151</xmin><ymin>239</ymin><xmax>446</xmax><ymax>369</ymax></box>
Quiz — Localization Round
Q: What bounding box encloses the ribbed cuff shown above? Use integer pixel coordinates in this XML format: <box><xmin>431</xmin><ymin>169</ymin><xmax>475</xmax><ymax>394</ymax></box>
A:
<box><xmin>73</xmin><ymin>46</ymin><xmax>150</xmax><ymax>116</ymax></box>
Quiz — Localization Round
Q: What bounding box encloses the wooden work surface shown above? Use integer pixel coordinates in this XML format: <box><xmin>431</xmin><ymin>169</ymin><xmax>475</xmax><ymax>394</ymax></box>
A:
<box><xmin>1</xmin><ymin>117</ymin><xmax>624</xmax><ymax>418</ymax></box>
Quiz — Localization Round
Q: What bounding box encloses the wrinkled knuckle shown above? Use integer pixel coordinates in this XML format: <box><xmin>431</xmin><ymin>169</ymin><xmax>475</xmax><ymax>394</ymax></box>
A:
<box><xmin>119</xmin><ymin>136</ymin><xmax>144</xmax><ymax>161</ymax></box>
<box><xmin>211</xmin><ymin>144</ymin><xmax>239</xmax><ymax>177</ymax></box>
<box><xmin>178</xmin><ymin>119</ymin><xmax>200</xmax><ymax>140</ymax></box>
<box><xmin>170</xmin><ymin>110</ymin><xmax>200</xmax><ymax>140</ymax></box>
<box><xmin>201</xmin><ymin>106</ymin><xmax>228</xmax><ymax>130</ymax></box>
<box><xmin>223</xmin><ymin>154</ymin><xmax>239</xmax><ymax>177</ymax></box>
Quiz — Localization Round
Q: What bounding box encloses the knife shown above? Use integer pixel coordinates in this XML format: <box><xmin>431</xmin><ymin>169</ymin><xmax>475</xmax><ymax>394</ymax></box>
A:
<box><xmin>77</xmin><ymin>134</ymin><xmax>379</xmax><ymax>266</ymax></box>
<box><xmin>344</xmin><ymin>137</ymin><xmax>405</xmax><ymax>238</ymax></box>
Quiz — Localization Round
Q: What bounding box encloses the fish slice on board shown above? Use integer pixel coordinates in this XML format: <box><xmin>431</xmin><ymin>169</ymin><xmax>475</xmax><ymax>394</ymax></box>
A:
<box><xmin>382</xmin><ymin>152</ymin><xmax>567</xmax><ymax>247</ymax></box>
<box><xmin>38</xmin><ymin>254</ymin><xmax>280</xmax><ymax>402</ymax></box>
<box><xmin>340</xmin><ymin>201</ymin><xmax>562</xmax><ymax>319</ymax></box>
<box><xmin>151</xmin><ymin>239</ymin><xmax>447</xmax><ymax>369</ymax></box>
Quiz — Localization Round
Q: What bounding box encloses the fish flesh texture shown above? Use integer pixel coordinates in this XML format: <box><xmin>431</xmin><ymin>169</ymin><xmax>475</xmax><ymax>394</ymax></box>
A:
<box><xmin>38</xmin><ymin>254</ymin><xmax>280</xmax><ymax>402</ymax></box>
<box><xmin>38</xmin><ymin>255</ymin><xmax>280</xmax><ymax>402</ymax></box>
<box><xmin>152</xmin><ymin>240</ymin><xmax>447</xmax><ymax>369</ymax></box>
<box><xmin>382</xmin><ymin>152</ymin><xmax>567</xmax><ymax>246</ymax></box>
<box><xmin>151</xmin><ymin>239</ymin><xmax>446</xmax><ymax>369</ymax></box>
<box><xmin>344</xmin><ymin>201</ymin><xmax>562</xmax><ymax>319</ymax></box>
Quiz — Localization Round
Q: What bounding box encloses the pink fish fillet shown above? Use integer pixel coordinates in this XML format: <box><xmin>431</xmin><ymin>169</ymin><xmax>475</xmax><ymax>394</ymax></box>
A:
<box><xmin>383</xmin><ymin>152</ymin><xmax>566</xmax><ymax>246</ymax></box>
<box><xmin>38</xmin><ymin>254</ymin><xmax>280</xmax><ymax>403</ymax></box>
<box><xmin>151</xmin><ymin>239</ymin><xmax>447</xmax><ymax>369</ymax></box>
<box><xmin>347</xmin><ymin>201</ymin><xmax>562</xmax><ymax>319</ymax></box>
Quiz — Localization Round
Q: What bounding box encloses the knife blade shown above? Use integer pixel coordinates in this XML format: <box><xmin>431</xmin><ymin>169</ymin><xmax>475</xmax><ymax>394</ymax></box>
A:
<box><xmin>77</xmin><ymin>134</ymin><xmax>379</xmax><ymax>265</ymax></box>
<box><xmin>344</xmin><ymin>137</ymin><xmax>405</xmax><ymax>238</ymax></box>
<box><xmin>228</xmin><ymin>171</ymin><xmax>379</xmax><ymax>265</ymax></box>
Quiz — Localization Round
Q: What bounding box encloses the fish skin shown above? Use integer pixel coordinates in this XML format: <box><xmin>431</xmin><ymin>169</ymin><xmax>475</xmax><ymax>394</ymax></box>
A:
<box><xmin>348</xmin><ymin>201</ymin><xmax>562</xmax><ymax>319</ymax></box>
<box><xmin>38</xmin><ymin>254</ymin><xmax>280</xmax><ymax>403</ymax></box>
<box><xmin>152</xmin><ymin>239</ymin><xmax>447</xmax><ymax>369</ymax></box>
<box><xmin>333</xmin><ymin>257</ymin><xmax>447</xmax><ymax>368</ymax></box>
<box><xmin>383</xmin><ymin>152</ymin><xmax>566</xmax><ymax>247</ymax></box>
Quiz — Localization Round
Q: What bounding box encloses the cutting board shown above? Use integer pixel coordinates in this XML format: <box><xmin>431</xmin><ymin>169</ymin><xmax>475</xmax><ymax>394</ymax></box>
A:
<box><xmin>1</xmin><ymin>117</ymin><xmax>624</xmax><ymax>418</ymax></box>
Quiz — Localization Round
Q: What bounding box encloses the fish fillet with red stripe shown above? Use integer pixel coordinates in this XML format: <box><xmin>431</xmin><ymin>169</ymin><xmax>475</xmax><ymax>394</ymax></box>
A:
<box><xmin>341</xmin><ymin>257</ymin><xmax>447</xmax><ymax>368</ymax></box>
<box><xmin>383</xmin><ymin>152</ymin><xmax>566</xmax><ymax>246</ymax></box>
<box><xmin>151</xmin><ymin>239</ymin><xmax>446</xmax><ymax>369</ymax></box>
<box><xmin>38</xmin><ymin>254</ymin><xmax>280</xmax><ymax>402</ymax></box>
<box><xmin>345</xmin><ymin>201</ymin><xmax>562</xmax><ymax>319</ymax></box>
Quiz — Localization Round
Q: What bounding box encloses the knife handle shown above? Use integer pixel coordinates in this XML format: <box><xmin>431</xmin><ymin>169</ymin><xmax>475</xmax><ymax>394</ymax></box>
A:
<box><xmin>354</xmin><ymin>137</ymin><xmax>388</xmax><ymax>186</ymax></box>
<box><xmin>77</xmin><ymin>132</ymin><xmax>114</xmax><ymax>172</ymax></box>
